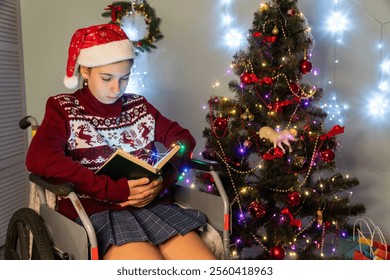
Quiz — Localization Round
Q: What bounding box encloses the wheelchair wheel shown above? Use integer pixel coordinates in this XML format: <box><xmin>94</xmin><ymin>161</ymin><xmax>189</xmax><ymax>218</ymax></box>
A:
<box><xmin>5</xmin><ymin>208</ymin><xmax>55</xmax><ymax>260</ymax></box>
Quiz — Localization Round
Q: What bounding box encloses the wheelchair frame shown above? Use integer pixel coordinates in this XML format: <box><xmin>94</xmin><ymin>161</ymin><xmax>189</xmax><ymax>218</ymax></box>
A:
<box><xmin>4</xmin><ymin>116</ymin><xmax>231</xmax><ymax>260</ymax></box>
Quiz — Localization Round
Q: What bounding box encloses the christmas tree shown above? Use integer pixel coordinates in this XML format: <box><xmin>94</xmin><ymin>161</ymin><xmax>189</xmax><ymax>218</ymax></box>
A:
<box><xmin>201</xmin><ymin>0</ymin><xmax>365</xmax><ymax>259</ymax></box>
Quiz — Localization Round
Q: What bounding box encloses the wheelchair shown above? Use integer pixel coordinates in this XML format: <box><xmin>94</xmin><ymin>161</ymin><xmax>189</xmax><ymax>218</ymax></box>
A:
<box><xmin>4</xmin><ymin>116</ymin><xmax>231</xmax><ymax>260</ymax></box>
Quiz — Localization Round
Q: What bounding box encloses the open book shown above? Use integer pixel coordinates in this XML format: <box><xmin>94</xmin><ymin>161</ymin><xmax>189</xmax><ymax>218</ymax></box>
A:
<box><xmin>95</xmin><ymin>144</ymin><xmax>181</xmax><ymax>180</ymax></box>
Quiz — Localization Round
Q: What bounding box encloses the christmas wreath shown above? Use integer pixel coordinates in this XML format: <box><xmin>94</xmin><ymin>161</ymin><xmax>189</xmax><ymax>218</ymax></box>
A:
<box><xmin>102</xmin><ymin>1</ymin><xmax>163</xmax><ymax>52</ymax></box>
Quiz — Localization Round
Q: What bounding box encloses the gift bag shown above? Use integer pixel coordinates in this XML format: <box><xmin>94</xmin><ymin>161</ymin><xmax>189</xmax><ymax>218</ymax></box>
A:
<box><xmin>353</xmin><ymin>250</ymin><xmax>371</xmax><ymax>260</ymax></box>
<box><xmin>353</xmin><ymin>217</ymin><xmax>388</xmax><ymax>260</ymax></box>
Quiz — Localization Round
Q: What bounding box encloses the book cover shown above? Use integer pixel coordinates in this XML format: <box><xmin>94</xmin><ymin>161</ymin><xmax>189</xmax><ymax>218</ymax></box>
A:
<box><xmin>95</xmin><ymin>144</ymin><xmax>181</xmax><ymax>181</ymax></box>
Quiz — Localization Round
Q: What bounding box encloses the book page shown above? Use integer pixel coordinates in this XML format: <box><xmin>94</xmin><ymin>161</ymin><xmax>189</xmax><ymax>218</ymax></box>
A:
<box><xmin>154</xmin><ymin>144</ymin><xmax>181</xmax><ymax>170</ymax></box>
<box><xmin>115</xmin><ymin>149</ymin><xmax>157</xmax><ymax>173</ymax></box>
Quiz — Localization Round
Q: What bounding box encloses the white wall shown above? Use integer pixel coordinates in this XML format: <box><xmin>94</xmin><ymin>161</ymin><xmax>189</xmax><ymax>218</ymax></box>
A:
<box><xmin>20</xmin><ymin>0</ymin><xmax>390</xmax><ymax>239</ymax></box>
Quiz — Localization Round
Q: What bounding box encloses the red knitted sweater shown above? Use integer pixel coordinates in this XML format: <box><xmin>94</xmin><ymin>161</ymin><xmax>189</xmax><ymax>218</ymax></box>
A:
<box><xmin>26</xmin><ymin>88</ymin><xmax>196</xmax><ymax>220</ymax></box>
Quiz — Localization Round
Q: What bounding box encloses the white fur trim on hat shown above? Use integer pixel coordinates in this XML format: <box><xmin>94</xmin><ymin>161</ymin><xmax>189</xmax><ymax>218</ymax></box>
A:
<box><xmin>78</xmin><ymin>39</ymin><xmax>134</xmax><ymax>67</ymax></box>
<box><xmin>63</xmin><ymin>39</ymin><xmax>134</xmax><ymax>89</ymax></box>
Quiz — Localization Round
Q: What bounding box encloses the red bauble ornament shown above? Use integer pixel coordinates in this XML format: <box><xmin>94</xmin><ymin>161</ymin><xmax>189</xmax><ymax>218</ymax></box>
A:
<box><xmin>248</xmin><ymin>201</ymin><xmax>266</xmax><ymax>218</ymax></box>
<box><xmin>269</xmin><ymin>246</ymin><xmax>285</xmax><ymax>260</ymax></box>
<box><xmin>320</xmin><ymin>149</ymin><xmax>335</xmax><ymax>163</ymax></box>
<box><xmin>213</xmin><ymin>117</ymin><xmax>228</xmax><ymax>131</ymax></box>
<box><xmin>287</xmin><ymin>191</ymin><xmax>301</xmax><ymax>206</ymax></box>
<box><xmin>289</xmin><ymin>82</ymin><xmax>300</xmax><ymax>94</ymax></box>
<box><xmin>300</xmin><ymin>59</ymin><xmax>312</xmax><ymax>74</ymax></box>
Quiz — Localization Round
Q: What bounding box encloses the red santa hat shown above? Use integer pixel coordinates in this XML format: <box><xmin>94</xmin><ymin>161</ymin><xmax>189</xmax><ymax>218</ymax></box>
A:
<box><xmin>63</xmin><ymin>23</ymin><xmax>135</xmax><ymax>89</ymax></box>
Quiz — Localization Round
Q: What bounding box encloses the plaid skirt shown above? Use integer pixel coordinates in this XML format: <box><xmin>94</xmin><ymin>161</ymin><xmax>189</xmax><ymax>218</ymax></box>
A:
<box><xmin>76</xmin><ymin>204</ymin><xmax>207</xmax><ymax>258</ymax></box>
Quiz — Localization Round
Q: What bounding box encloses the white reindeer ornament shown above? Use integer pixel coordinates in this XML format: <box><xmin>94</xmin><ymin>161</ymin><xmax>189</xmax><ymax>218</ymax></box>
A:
<box><xmin>258</xmin><ymin>126</ymin><xmax>297</xmax><ymax>153</ymax></box>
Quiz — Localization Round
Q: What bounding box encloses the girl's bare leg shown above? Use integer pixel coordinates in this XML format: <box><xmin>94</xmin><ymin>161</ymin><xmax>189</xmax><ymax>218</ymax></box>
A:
<box><xmin>158</xmin><ymin>231</ymin><xmax>216</xmax><ymax>260</ymax></box>
<box><xmin>103</xmin><ymin>241</ymin><xmax>164</xmax><ymax>260</ymax></box>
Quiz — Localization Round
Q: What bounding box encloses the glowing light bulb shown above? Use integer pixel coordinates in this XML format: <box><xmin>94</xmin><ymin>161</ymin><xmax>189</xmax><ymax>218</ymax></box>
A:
<box><xmin>326</xmin><ymin>11</ymin><xmax>348</xmax><ymax>33</ymax></box>
<box><xmin>379</xmin><ymin>81</ymin><xmax>389</xmax><ymax>92</ymax></box>
<box><xmin>211</xmin><ymin>79</ymin><xmax>220</xmax><ymax>88</ymax></box>
<box><xmin>381</xmin><ymin>60</ymin><xmax>390</xmax><ymax>74</ymax></box>
<box><xmin>225</xmin><ymin>28</ymin><xmax>244</xmax><ymax>48</ymax></box>
<box><xmin>368</xmin><ymin>95</ymin><xmax>390</xmax><ymax>117</ymax></box>
<box><xmin>222</xmin><ymin>14</ymin><xmax>233</xmax><ymax>26</ymax></box>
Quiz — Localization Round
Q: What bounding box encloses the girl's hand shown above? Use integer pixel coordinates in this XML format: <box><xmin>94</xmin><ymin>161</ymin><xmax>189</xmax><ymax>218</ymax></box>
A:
<box><xmin>118</xmin><ymin>176</ymin><xmax>163</xmax><ymax>207</ymax></box>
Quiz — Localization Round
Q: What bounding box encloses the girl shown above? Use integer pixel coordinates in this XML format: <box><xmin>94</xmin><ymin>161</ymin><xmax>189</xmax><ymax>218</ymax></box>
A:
<box><xmin>26</xmin><ymin>23</ymin><xmax>215</xmax><ymax>260</ymax></box>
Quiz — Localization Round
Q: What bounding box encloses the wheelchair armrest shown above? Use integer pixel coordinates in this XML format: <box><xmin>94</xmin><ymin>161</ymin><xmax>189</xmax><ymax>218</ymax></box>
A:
<box><xmin>29</xmin><ymin>173</ymin><xmax>74</xmax><ymax>197</ymax></box>
<box><xmin>185</xmin><ymin>158</ymin><xmax>221</xmax><ymax>172</ymax></box>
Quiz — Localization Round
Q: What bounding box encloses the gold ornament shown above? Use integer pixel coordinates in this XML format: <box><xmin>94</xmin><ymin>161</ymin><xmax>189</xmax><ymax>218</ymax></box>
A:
<box><xmin>260</xmin><ymin>3</ymin><xmax>269</xmax><ymax>12</ymax></box>
<box><xmin>241</xmin><ymin>108</ymin><xmax>254</xmax><ymax>122</ymax></box>
<box><xmin>272</xmin><ymin>25</ymin><xmax>279</xmax><ymax>35</ymax></box>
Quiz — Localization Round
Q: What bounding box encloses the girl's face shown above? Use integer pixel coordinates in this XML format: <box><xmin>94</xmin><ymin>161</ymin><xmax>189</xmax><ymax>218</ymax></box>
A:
<box><xmin>81</xmin><ymin>60</ymin><xmax>132</xmax><ymax>104</ymax></box>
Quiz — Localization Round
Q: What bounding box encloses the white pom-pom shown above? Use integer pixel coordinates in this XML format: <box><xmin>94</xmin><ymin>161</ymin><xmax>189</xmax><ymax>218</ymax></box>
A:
<box><xmin>63</xmin><ymin>75</ymin><xmax>79</xmax><ymax>89</ymax></box>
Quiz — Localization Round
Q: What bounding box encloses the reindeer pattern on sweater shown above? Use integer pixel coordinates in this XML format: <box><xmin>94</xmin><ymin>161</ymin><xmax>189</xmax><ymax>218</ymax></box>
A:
<box><xmin>54</xmin><ymin>93</ymin><xmax>156</xmax><ymax>171</ymax></box>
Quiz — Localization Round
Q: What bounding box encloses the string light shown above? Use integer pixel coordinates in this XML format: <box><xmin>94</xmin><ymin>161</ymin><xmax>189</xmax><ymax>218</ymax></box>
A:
<box><xmin>326</xmin><ymin>11</ymin><xmax>349</xmax><ymax>34</ymax></box>
<box><xmin>221</xmin><ymin>0</ymin><xmax>245</xmax><ymax>49</ymax></box>
<box><xmin>224</xmin><ymin>29</ymin><xmax>244</xmax><ymax>48</ymax></box>
<box><xmin>368</xmin><ymin>95</ymin><xmax>390</xmax><ymax>117</ymax></box>
<box><xmin>320</xmin><ymin>0</ymin><xmax>350</xmax><ymax>125</ymax></box>
<box><xmin>350</xmin><ymin>0</ymin><xmax>390</xmax><ymax>120</ymax></box>
<box><xmin>381</xmin><ymin>59</ymin><xmax>390</xmax><ymax>74</ymax></box>
<box><xmin>320</xmin><ymin>95</ymin><xmax>348</xmax><ymax>124</ymax></box>
<box><xmin>120</xmin><ymin>12</ymin><xmax>149</xmax><ymax>94</ymax></box>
